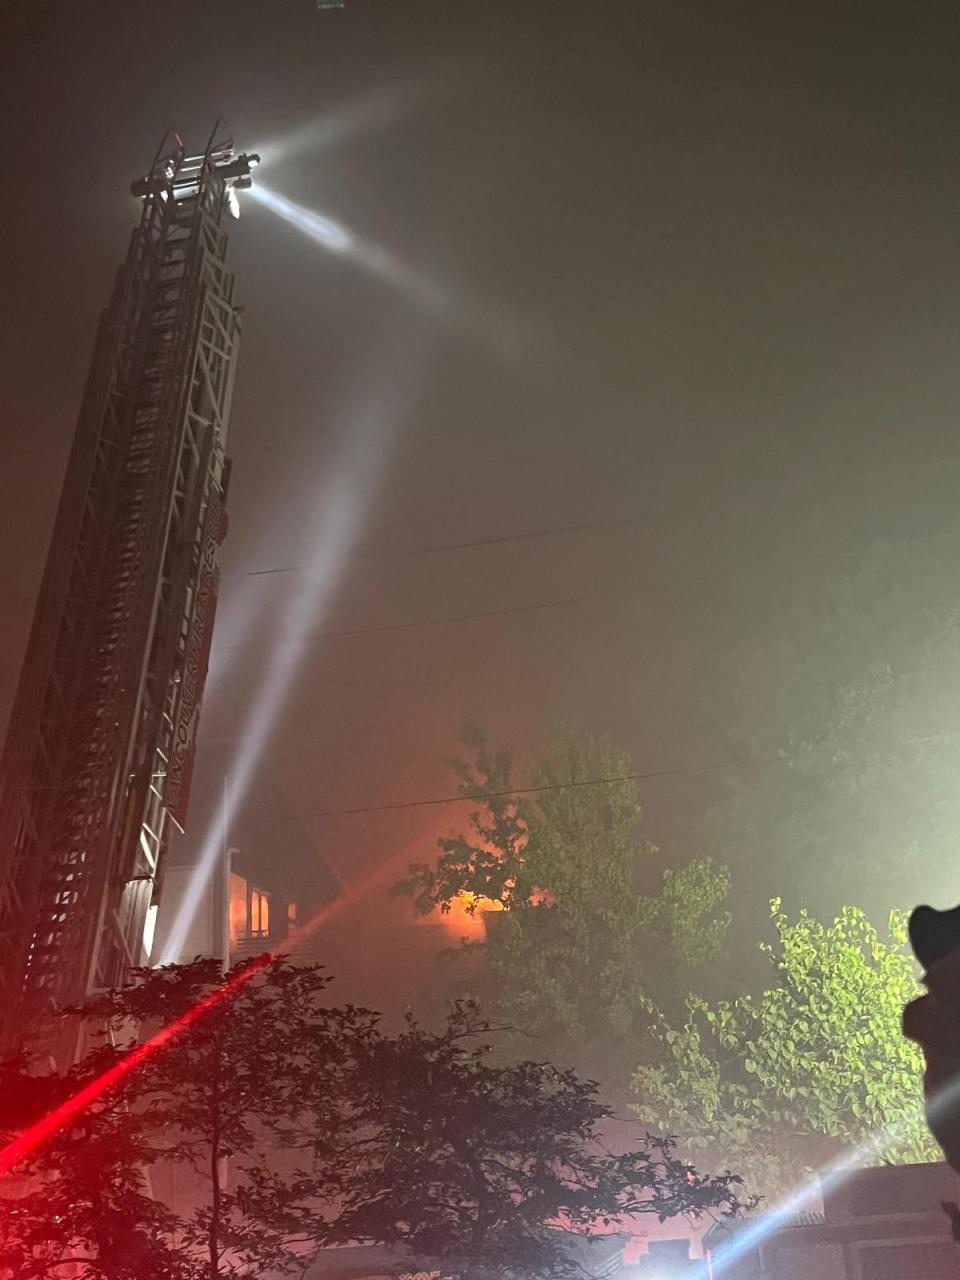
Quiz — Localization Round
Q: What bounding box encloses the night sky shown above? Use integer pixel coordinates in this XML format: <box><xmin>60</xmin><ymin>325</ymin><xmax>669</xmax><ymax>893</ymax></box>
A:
<box><xmin>5</xmin><ymin>0</ymin><xmax>960</xmax><ymax>1010</ymax></box>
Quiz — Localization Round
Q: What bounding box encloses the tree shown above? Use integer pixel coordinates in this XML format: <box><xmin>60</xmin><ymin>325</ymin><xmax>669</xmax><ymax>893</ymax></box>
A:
<box><xmin>630</xmin><ymin>902</ymin><xmax>938</xmax><ymax>1198</ymax></box>
<box><xmin>393</xmin><ymin>729</ymin><xmax>730</xmax><ymax>1072</ymax></box>
<box><xmin>0</xmin><ymin>970</ymin><xmax>750</xmax><ymax>1280</ymax></box>
<box><xmin>90</xmin><ymin>958</ymin><xmax>372</xmax><ymax>1280</ymax></box>
<box><xmin>0</xmin><ymin>1046</ymin><xmax>200</xmax><ymax>1280</ymax></box>
<box><xmin>326</xmin><ymin>1000</ymin><xmax>752</xmax><ymax>1280</ymax></box>
<box><xmin>0</xmin><ymin>957</ymin><xmax>375</xmax><ymax>1280</ymax></box>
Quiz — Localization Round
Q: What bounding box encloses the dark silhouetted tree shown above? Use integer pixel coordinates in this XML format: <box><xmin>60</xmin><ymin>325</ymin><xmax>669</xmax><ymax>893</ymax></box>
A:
<box><xmin>0</xmin><ymin>1045</ymin><xmax>199</xmax><ymax>1280</ymax></box>
<box><xmin>326</xmin><ymin>1000</ymin><xmax>751</xmax><ymax>1280</ymax></box>
<box><xmin>0</xmin><ymin>964</ymin><xmax>750</xmax><ymax>1280</ymax></box>
<box><xmin>0</xmin><ymin>957</ymin><xmax>374</xmax><ymax>1280</ymax></box>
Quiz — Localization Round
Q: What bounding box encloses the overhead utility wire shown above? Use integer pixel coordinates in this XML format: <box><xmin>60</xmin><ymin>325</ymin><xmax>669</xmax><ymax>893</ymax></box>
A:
<box><xmin>211</xmin><ymin>592</ymin><xmax>607</xmax><ymax>655</ymax></box>
<box><xmin>223</xmin><ymin>514</ymin><xmax>645</xmax><ymax>581</ymax></box>
<box><xmin>221</xmin><ymin>455</ymin><xmax>960</xmax><ymax>584</ymax></box>
<box><xmin>212</xmin><ymin>518</ymin><xmax>960</xmax><ymax>656</ymax></box>
<box><xmin>241</xmin><ymin>760</ymin><xmax>744</xmax><ymax>826</ymax></box>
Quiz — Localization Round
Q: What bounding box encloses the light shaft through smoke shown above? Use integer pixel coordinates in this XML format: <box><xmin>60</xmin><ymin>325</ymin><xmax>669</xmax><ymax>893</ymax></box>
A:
<box><xmin>161</xmin><ymin>170</ymin><xmax>524</xmax><ymax>961</ymax></box>
<box><xmin>158</xmin><ymin>362</ymin><xmax>411</xmax><ymax>965</ymax></box>
<box><xmin>251</xmin><ymin>69</ymin><xmax>453</xmax><ymax>166</ymax></box>
<box><xmin>247</xmin><ymin>183</ymin><xmax>527</xmax><ymax>360</ymax></box>
<box><xmin>247</xmin><ymin>183</ymin><xmax>451</xmax><ymax>314</ymax></box>
<box><xmin>707</xmin><ymin>1076</ymin><xmax>960</xmax><ymax>1275</ymax></box>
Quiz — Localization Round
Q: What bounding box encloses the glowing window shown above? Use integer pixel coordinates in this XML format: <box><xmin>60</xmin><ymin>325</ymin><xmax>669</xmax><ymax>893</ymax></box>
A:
<box><xmin>287</xmin><ymin>901</ymin><xmax>299</xmax><ymax>929</ymax></box>
<box><xmin>250</xmin><ymin>887</ymin><xmax>270</xmax><ymax>937</ymax></box>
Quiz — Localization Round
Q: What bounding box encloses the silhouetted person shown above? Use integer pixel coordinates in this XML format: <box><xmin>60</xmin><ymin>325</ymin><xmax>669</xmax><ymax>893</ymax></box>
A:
<box><xmin>903</xmin><ymin>904</ymin><xmax>960</xmax><ymax>1174</ymax></box>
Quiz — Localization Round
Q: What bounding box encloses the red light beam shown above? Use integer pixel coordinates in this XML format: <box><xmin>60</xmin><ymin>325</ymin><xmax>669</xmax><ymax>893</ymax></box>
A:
<box><xmin>0</xmin><ymin>853</ymin><xmax>411</xmax><ymax>1178</ymax></box>
<box><xmin>0</xmin><ymin>952</ymin><xmax>272</xmax><ymax>1177</ymax></box>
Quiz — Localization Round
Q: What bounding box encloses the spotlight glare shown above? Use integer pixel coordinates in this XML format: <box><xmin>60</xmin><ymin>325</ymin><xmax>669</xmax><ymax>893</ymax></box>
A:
<box><xmin>708</xmin><ymin>1075</ymin><xmax>960</xmax><ymax>1275</ymax></box>
<box><xmin>157</xmin><ymin>357</ymin><xmax>415</xmax><ymax>966</ymax></box>
<box><xmin>249</xmin><ymin>184</ymin><xmax>353</xmax><ymax>252</ymax></box>
<box><xmin>142</xmin><ymin>903</ymin><xmax>159</xmax><ymax>960</ymax></box>
<box><xmin>248</xmin><ymin>182</ymin><xmax>529</xmax><ymax>360</ymax></box>
<box><xmin>251</xmin><ymin>72</ymin><xmax>452</xmax><ymax>167</ymax></box>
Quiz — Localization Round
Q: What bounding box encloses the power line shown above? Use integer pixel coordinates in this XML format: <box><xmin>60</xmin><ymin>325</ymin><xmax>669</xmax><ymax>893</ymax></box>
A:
<box><xmin>222</xmin><ymin>514</ymin><xmax>646</xmax><ymax>582</ymax></box>
<box><xmin>212</xmin><ymin>518</ymin><xmax>960</xmax><ymax>657</ymax></box>
<box><xmin>18</xmin><ymin>523</ymin><xmax>960</xmax><ymax>638</ymax></box>
<box><xmin>211</xmin><ymin>592</ymin><xmax>610</xmax><ymax>655</ymax></box>
<box><xmin>221</xmin><ymin>456</ymin><xmax>960</xmax><ymax>585</ymax></box>
<box><xmin>240</xmin><ymin>759</ymin><xmax>745</xmax><ymax>826</ymax></box>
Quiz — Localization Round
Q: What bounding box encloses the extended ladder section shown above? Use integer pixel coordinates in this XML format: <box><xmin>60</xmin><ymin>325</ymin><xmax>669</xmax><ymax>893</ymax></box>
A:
<box><xmin>0</xmin><ymin>141</ymin><xmax>256</xmax><ymax>1047</ymax></box>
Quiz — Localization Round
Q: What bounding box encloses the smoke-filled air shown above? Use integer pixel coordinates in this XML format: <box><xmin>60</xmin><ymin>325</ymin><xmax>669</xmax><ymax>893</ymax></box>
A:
<box><xmin>3</xmin><ymin>3</ymin><xmax>960</xmax><ymax>1278</ymax></box>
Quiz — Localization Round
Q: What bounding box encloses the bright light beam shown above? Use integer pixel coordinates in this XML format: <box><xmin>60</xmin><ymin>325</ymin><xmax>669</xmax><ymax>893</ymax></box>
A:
<box><xmin>158</xmin><ymin>357</ymin><xmax>413</xmax><ymax>965</ymax></box>
<box><xmin>247</xmin><ymin>183</ymin><xmax>529</xmax><ymax>361</ymax></box>
<box><xmin>707</xmin><ymin>1075</ymin><xmax>960</xmax><ymax>1276</ymax></box>
<box><xmin>252</xmin><ymin>70</ymin><xmax>453</xmax><ymax>167</ymax></box>
<box><xmin>249</xmin><ymin>189</ymin><xmax>355</xmax><ymax>253</ymax></box>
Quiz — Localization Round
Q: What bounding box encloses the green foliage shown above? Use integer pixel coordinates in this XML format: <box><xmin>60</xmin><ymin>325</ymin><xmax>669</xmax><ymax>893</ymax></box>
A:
<box><xmin>393</xmin><ymin>729</ymin><xmax>730</xmax><ymax>1048</ymax></box>
<box><xmin>631</xmin><ymin>902</ymin><xmax>937</xmax><ymax>1197</ymax></box>
<box><xmin>326</xmin><ymin>1000</ymin><xmax>752</xmax><ymax>1280</ymax></box>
